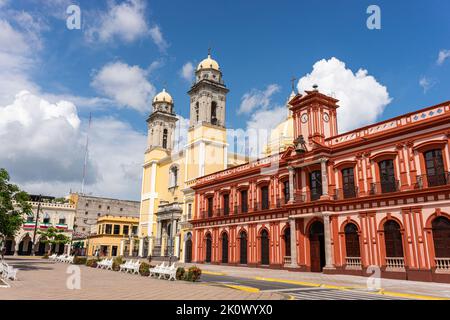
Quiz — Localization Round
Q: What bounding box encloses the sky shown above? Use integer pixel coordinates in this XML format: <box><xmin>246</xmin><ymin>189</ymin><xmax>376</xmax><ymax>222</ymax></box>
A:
<box><xmin>0</xmin><ymin>0</ymin><xmax>449</xmax><ymax>200</ymax></box>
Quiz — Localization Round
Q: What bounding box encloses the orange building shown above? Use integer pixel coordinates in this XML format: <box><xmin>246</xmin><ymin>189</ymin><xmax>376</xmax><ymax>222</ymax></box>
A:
<box><xmin>190</xmin><ymin>88</ymin><xmax>450</xmax><ymax>283</ymax></box>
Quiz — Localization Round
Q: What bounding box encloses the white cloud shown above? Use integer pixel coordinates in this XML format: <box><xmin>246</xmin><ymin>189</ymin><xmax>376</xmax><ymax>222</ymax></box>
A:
<box><xmin>149</xmin><ymin>25</ymin><xmax>169</xmax><ymax>51</ymax></box>
<box><xmin>180</xmin><ymin>62</ymin><xmax>195</xmax><ymax>82</ymax></box>
<box><xmin>238</xmin><ymin>84</ymin><xmax>280</xmax><ymax>115</ymax></box>
<box><xmin>419</xmin><ymin>76</ymin><xmax>435</xmax><ymax>93</ymax></box>
<box><xmin>297</xmin><ymin>57</ymin><xmax>391</xmax><ymax>132</ymax></box>
<box><xmin>85</xmin><ymin>0</ymin><xmax>168</xmax><ymax>50</ymax></box>
<box><xmin>437</xmin><ymin>49</ymin><xmax>450</xmax><ymax>66</ymax></box>
<box><xmin>0</xmin><ymin>91</ymin><xmax>146</xmax><ymax>200</ymax></box>
<box><xmin>91</xmin><ymin>61</ymin><xmax>156</xmax><ymax>113</ymax></box>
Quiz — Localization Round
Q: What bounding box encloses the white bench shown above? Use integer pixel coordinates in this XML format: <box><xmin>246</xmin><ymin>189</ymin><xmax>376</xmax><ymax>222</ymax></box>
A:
<box><xmin>149</xmin><ymin>262</ymin><xmax>176</xmax><ymax>281</ymax></box>
<box><xmin>48</xmin><ymin>254</ymin><xmax>58</xmax><ymax>261</ymax></box>
<box><xmin>97</xmin><ymin>258</ymin><xmax>113</xmax><ymax>270</ymax></box>
<box><xmin>1</xmin><ymin>262</ymin><xmax>18</xmax><ymax>281</ymax></box>
<box><xmin>119</xmin><ymin>260</ymin><xmax>140</xmax><ymax>274</ymax></box>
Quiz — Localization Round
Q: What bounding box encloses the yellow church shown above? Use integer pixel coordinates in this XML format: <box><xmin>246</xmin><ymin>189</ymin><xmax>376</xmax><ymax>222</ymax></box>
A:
<box><xmin>138</xmin><ymin>52</ymin><xmax>249</xmax><ymax>262</ymax></box>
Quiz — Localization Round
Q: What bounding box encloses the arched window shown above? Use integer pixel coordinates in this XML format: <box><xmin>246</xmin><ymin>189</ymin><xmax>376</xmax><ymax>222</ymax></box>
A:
<box><xmin>239</xmin><ymin>231</ymin><xmax>247</xmax><ymax>264</ymax></box>
<box><xmin>58</xmin><ymin>215</ymin><xmax>66</xmax><ymax>225</ymax></box>
<box><xmin>284</xmin><ymin>227</ymin><xmax>291</xmax><ymax>257</ymax></box>
<box><xmin>261</xmin><ymin>186</ymin><xmax>269</xmax><ymax>210</ymax></box>
<box><xmin>169</xmin><ymin>165</ymin><xmax>179</xmax><ymax>188</ymax></box>
<box><xmin>310</xmin><ymin>170</ymin><xmax>322</xmax><ymax>201</ymax></box>
<box><xmin>195</xmin><ymin>102</ymin><xmax>199</xmax><ymax>122</ymax></box>
<box><xmin>221</xmin><ymin>233</ymin><xmax>228</xmax><ymax>263</ymax></box>
<box><xmin>378</xmin><ymin>160</ymin><xmax>396</xmax><ymax>193</ymax></box>
<box><xmin>205</xmin><ymin>234</ymin><xmax>212</xmax><ymax>263</ymax></box>
<box><xmin>260</xmin><ymin>229</ymin><xmax>269</xmax><ymax>265</ymax></box>
<box><xmin>211</xmin><ymin>101</ymin><xmax>217</xmax><ymax>125</ymax></box>
<box><xmin>432</xmin><ymin>217</ymin><xmax>450</xmax><ymax>258</ymax></box>
<box><xmin>424</xmin><ymin>149</ymin><xmax>446</xmax><ymax>187</ymax></box>
<box><xmin>162</xmin><ymin>129</ymin><xmax>168</xmax><ymax>149</ymax></box>
<box><xmin>344</xmin><ymin>223</ymin><xmax>360</xmax><ymax>258</ymax></box>
<box><xmin>43</xmin><ymin>213</ymin><xmax>50</xmax><ymax>224</ymax></box>
<box><xmin>342</xmin><ymin>168</ymin><xmax>356</xmax><ymax>198</ymax></box>
<box><xmin>384</xmin><ymin>220</ymin><xmax>403</xmax><ymax>258</ymax></box>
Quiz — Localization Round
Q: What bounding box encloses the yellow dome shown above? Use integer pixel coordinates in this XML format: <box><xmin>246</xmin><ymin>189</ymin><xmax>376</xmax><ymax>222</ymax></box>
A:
<box><xmin>197</xmin><ymin>54</ymin><xmax>220</xmax><ymax>71</ymax></box>
<box><xmin>264</xmin><ymin>116</ymin><xmax>295</xmax><ymax>156</ymax></box>
<box><xmin>153</xmin><ymin>88</ymin><xmax>173</xmax><ymax>104</ymax></box>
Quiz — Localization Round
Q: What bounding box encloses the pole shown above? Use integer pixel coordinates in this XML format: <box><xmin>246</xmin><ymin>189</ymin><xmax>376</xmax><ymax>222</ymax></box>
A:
<box><xmin>31</xmin><ymin>194</ymin><xmax>42</xmax><ymax>256</ymax></box>
<box><xmin>81</xmin><ymin>113</ymin><xmax>92</xmax><ymax>194</ymax></box>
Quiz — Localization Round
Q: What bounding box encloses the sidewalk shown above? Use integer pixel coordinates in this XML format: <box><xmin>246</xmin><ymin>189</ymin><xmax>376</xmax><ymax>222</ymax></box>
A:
<box><xmin>184</xmin><ymin>263</ymin><xmax>450</xmax><ymax>299</ymax></box>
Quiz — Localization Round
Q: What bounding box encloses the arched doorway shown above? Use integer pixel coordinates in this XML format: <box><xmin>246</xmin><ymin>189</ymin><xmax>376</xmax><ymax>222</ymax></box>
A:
<box><xmin>18</xmin><ymin>234</ymin><xmax>32</xmax><ymax>256</ymax></box>
<box><xmin>205</xmin><ymin>233</ymin><xmax>212</xmax><ymax>263</ymax></box>
<box><xmin>185</xmin><ymin>233</ymin><xmax>192</xmax><ymax>263</ymax></box>
<box><xmin>36</xmin><ymin>238</ymin><xmax>47</xmax><ymax>256</ymax></box>
<box><xmin>344</xmin><ymin>223</ymin><xmax>360</xmax><ymax>258</ymax></box>
<box><xmin>432</xmin><ymin>217</ymin><xmax>450</xmax><ymax>258</ymax></box>
<box><xmin>221</xmin><ymin>233</ymin><xmax>228</xmax><ymax>263</ymax></box>
<box><xmin>309</xmin><ymin>221</ymin><xmax>325</xmax><ymax>272</ymax></box>
<box><xmin>284</xmin><ymin>227</ymin><xmax>291</xmax><ymax>257</ymax></box>
<box><xmin>260</xmin><ymin>229</ymin><xmax>269</xmax><ymax>265</ymax></box>
<box><xmin>239</xmin><ymin>231</ymin><xmax>247</xmax><ymax>264</ymax></box>
<box><xmin>384</xmin><ymin>220</ymin><xmax>404</xmax><ymax>258</ymax></box>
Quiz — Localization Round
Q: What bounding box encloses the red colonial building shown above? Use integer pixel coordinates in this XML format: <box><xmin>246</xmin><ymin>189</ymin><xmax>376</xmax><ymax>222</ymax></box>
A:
<box><xmin>190</xmin><ymin>88</ymin><xmax>450</xmax><ymax>283</ymax></box>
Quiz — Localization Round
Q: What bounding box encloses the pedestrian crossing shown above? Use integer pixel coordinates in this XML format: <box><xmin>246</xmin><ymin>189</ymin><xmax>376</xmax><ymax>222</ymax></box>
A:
<box><xmin>286</xmin><ymin>288</ymin><xmax>411</xmax><ymax>300</ymax></box>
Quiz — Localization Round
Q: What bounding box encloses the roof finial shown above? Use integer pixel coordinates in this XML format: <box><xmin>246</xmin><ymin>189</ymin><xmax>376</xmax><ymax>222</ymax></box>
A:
<box><xmin>208</xmin><ymin>47</ymin><xmax>211</xmax><ymax>57</ymax></box>
<box><xmin>312</xmin><ymin>84</ymin><xmax>319</xmax><ymax>91</ymax></box>
<box><xmin>290</xmin><ymin>76</ymin><xmax>297</xmax><ymax>92</ymax></box>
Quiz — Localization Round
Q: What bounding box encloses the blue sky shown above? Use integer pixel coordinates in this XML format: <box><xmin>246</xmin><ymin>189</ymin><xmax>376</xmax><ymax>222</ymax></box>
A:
<box><xmin>0</xmin><ymin>0</ymin><xmax>449</xmax><ymax>199</ymax></box>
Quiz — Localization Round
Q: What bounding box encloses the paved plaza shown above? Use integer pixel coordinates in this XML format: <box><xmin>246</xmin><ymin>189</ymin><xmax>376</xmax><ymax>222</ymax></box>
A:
<box><xmin>0</xmin><ymin>257</ymin><xmax>282</xmax><ymax>300</ymax></box>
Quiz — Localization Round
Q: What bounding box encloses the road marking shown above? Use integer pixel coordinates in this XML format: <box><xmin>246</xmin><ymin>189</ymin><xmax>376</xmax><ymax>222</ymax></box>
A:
<box><xmin>223</xmin><ymin>284</ymin><xmax>260</xmax><ymax>293</ymax></box>
<box><xmin>254</xmin><ymin>277</ymin><xmax>322</xmax><ymax>287</ymax></box>
<box><xmin>202</xmin><ymin>271</ymin><xmax>226</xmax><ymax>276</ymax></box>
<box><xmin>375</xmin><ymin>290</ymin><xmax>448</xmax><ymax>300</ymax></box>
<box><xmin>288</xmin><ymin>288</ymin><xmax>411</xmax><ymax>300</ymax></box>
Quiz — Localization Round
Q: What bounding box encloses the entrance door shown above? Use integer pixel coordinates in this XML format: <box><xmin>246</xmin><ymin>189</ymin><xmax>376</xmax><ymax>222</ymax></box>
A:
<box><xmin>239</xmin><ymin>232</ymin><xmax>247</xmax><ymax>264</ymax></box>
<box><xmin>260</xmin><ymin>229</ymin><xmax>269</xmax><ymax>265</ymax></box>
<box><xmin>221</xmin><ymin>233</ymin><xmax>229</xmax><ymax>263</ymax></box>
<box><xmin>185</xmin><ymin>239</ymin><xmax>192</xmax><ymax>263</ymax></box>
<box><xmin>205</xmin><ymin>234</ymin><xmax>212</xmax><ymax>263</ymax></box>
<box><xmin>38</xmin><ymin>242</ymin><xmax>46</xmax><ymax>255</ymax></box>
<box><xmin>309</xmin><ymin>221</ymin><xmax>325</xmax><ymax>272</ymax></box>
<box><xmin>5</xmin><ymin>240</ymin><xmax>13</xmax><ymax>255</ymax></box>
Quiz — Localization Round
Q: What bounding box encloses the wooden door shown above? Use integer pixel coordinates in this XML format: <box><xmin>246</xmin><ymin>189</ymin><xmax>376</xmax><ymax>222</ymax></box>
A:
<box><xmin>260</xmin><ymin>230</ymin><xmax>269</xmax><ymax>265</ymax></box>
<box><xmin>222</xmin><ymin>233</ymin><xmax>229</xmax><ymax>263</ymax></box>
<box><xmin>205</xmin><ymin>236</ymin><xmax>212</xmax><ymax>263</ymax></box>
<box><xmin>185</xmin><ymin>239</ymin><xmax>192</xmax><ymax>263</ymax></box>
<box><xmin>240</xmin><ymin>232</ymin><xmax>247</xmax><ymax>264</ymax></box>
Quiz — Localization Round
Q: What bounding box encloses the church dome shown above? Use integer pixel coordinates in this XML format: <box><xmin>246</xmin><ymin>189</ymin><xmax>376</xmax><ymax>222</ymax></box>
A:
<box><xmin>197</xmin><ymin>54</ymin><xmax>220</xmax><ymax>71</ymax></box>
<box><xmin>153</xmin><ymin>88</ymin><xmax>173</xmax><ymax>104</ymax></box>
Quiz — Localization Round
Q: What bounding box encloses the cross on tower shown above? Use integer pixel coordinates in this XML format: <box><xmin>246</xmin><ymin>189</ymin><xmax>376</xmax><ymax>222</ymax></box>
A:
<box><xmin>290</xmin><ymin>76</ymin><xmax>297</xmax><ymax>91</ymax></box>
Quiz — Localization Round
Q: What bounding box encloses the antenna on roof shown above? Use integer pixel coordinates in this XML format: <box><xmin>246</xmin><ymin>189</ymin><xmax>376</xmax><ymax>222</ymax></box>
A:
<box><xmin>81</xmin><ymin>113</ymin><xmax>92</xmax><ymax>195</ymax></box>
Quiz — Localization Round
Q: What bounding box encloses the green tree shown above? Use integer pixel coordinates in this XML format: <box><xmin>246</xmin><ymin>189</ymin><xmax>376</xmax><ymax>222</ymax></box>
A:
<box><xmin>38</xmin><ymin>227</ymin><xmax>71</xmax><ymax>255</ymax></box>
<box><xmin>0</xmin><ymin>168</ymin><xmax>32</xmax><ymax>253</ymax></box>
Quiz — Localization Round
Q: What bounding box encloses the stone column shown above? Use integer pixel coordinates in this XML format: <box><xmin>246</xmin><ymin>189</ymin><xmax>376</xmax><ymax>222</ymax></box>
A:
<box><xmin>174</xmin><ymin>235</ymin><xmax>180</xmax><ymax>259</ymax></box>
<box><xmin>130</xmin><ymin>238</ymin><xmax>135</xmax><ymax>257</ymax></box>
<box><xmin>119</xmin><ymin>239</ymin><xmax>125</xmax><ymax>256</ymax></box>
<box><xmin>320</xmin><ymin>158</ymin><xmax>329</xmax><ymax>198</ymax></box>
<box><xmin>289</xmin><ymin>218</ymin><xmax>298</xmax><ymax>268</ymax></box>
<box><xmin>138</xmin><ymin>238</ymin><xmax>144</xmax><ymax>257</ymax></box>
<box><xmin>323</xmin><ymin>213</ymin><xmax>335</xmax><ymax>269</ymax></box>
<box><xmin>288</xmin><ymin>166</ymin><xmax>295</xmax><ymax>203</ymax></box>
<box><xmin>148</xmin><ymin>236</ymin><xmax>154</xmax><ymax>257</ymax></box>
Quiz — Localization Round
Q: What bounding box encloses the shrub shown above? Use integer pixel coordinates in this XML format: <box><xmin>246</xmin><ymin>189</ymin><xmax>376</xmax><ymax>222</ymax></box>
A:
<box><xmin>42</xmin><ymin>253</ymin><xmax>49</xmax><ymax>259</ymax></box>
<box><xmin>176</xmin><ymin>267</ymin><xmax>185</xmax><ymax>280</ymax></box>
<box><xmin>139</xmin><ymin>262</ymin><xmax>150</xmax><ymax>276</ymax></box>
<box><xmin>184</xmin><ymin>266</ymin><xmax>202</xmax><ymax>282</ymax></box>
<box><xmin>73</xmin><ymin>256</ymin><xmax>87</xmax><ymax>265</ymax></box>
<box><xmin>86</xmin><ymin>258</ymin><xmax>98</xmax><ymax>268</ymax></box>
<box><xmin>112</xmin><ymin>256</ymin><xmax>124</xmax><ymax>271</ymax></box>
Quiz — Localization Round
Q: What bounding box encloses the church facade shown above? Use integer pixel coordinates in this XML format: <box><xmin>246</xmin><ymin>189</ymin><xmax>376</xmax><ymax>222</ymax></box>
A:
<box><xmin>138</xmin><ymin>53</ymin><xmax>246</xmax><ymax>262</ymax></box>
<box><xmin>190</xmin><ymin>89</ymin><xmax>450</xmax><ymax>283</ymax></box>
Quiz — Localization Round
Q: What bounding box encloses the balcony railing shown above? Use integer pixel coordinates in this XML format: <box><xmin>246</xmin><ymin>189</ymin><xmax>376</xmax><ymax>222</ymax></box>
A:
<box><xmin>385</xmin><ymin>257</ymin><xmax>405</xmax><ymax>271</ymax></box>
<box><xmin>345</xmin><ymin>257</ymin><xmax>362</xmax><ymax>269</ymax></box>
<box><xmin>416</xmin><ymin>172</ymin><xmax>450</xmax><ymax>189</ymax></box>
<box><xmin>283</xmin><ymin>256</ymin><xmax>292</xmax><ymax>266</ymax></box>
<box><xmin>370</xmin><ymin>180</ymin><xmax>399</xmax><ymax>195</ymax></box>
<box><xmin>435</xmin><ymin>258</ymin><xmax>450</xmax><ymax>273</ymax></box>
<box><xmin>334</xmin><ymin>186</ymin><xmax>359</xmax><ymax>200</ymax></box>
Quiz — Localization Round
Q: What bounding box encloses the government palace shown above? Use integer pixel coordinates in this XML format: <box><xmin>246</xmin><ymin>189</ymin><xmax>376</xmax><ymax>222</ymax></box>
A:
<box><xmin>138</xmin><ymin>52</ymin><xmax>450</xmax><ymax>283</ymax></box>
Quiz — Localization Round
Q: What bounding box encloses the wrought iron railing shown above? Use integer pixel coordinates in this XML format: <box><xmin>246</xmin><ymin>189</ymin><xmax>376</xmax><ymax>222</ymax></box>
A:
<box><xmin>370</xmin><ymin>180</ymin><xmax>399</xmax><ymax>195</ymax></box>
<box><xmin>334</xmin><ymin>186</ymin><xmax>359</xmax><ymax>200</ymax></box>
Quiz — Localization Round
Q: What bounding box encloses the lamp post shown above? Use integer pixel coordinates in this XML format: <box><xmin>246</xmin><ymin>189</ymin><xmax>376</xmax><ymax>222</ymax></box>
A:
<box><xmin>31</xmin><ymin>194</ymin><xmax>42</xmax><ymax>256</ymax></box>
